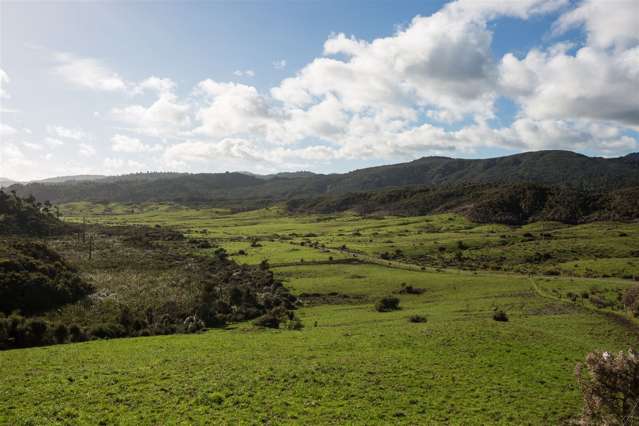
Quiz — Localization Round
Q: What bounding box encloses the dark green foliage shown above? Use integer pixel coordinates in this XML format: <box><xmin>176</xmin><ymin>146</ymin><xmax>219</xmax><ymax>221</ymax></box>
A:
<box><xmin>53</xmin><ymin>323</ymin><xmax>68</xmax><ymax>343</ymax></box>
<box><xmin>0</xmin><ymin>241</ymin><xmax>93</xmax><ymax>315</ymax></box>
<box><xmin>89</xmin><ymin>323</ymin><xmax>126</xmax><ymax>339</ymax></box>
<box><xmin>375</xmin><ymin>296</ymin><xmax>400</xmax><ymax>312</ymax></box>
<box><xmin>0</xmin><ymin>314</ymin><xmax>52</xmax><ymax>348</ymax></box>
<box><xmin>0</xmin><ymin>221</ymin><xmax>298</xmax><ymax>349</ymax></box>
<box><xmin>408</xmin><ymin>315</ymin><xmax>427</xmax><ymax>323</ymax></box>
<box><xmin>288</xmin><ymin>183</ymin><xmax>639</xmax><ymax>225</ymax></box>
<box><xmin>399</xmin><ymin>285</ymin><xmax>425</xmax><ymax>295</ymax></box>
<box><xmin>10</xmin><ymin>151</ymin><xmax>639</xmax><ymax>206</ymax></box>
<box><xmin>493</xmin><ymin>310</ymin><xmax>509</xmax><ymax>322</ymax></box>
<box><xmin>253</xmin><ymin>312</ymin><xmax>280</xmax><ymax>328</ymax></box>
<box><xmin>622</xmin><ymin>285</ymin><xmax>639</xmax><ymax>317</ymax></box>
<box><xmin>0</xmin><ymin>190</ymin><xmax>68</xmax><ymax>236</ymax></box>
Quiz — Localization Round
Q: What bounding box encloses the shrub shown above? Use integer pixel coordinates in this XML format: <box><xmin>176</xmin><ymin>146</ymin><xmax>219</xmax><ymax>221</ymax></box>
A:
<box><xmin>26</xmin><ymin>319</ymin><xmax>49</xmax><ymax>346</ymax></box>
<box><xmin>53</xmin><ymin>323</ymin><xmax>68</xmax><ymax>344</ymax></box>
<box><xmin>253</xmin><ymin>312</ymin><xmax>280</xmax><ymax>328</ymax></box>
<box><xmin>0</xmin><ymin>241</ymin><xmax>93</xmax><ymax>315</ymax></box>
<box><xmin>68</xmin><ymin>324</ymin><xmax>84</xmax><ymax>342</ymax></box>
<box><xmin>184</xmin><ymin>315</ymin><xmax>205</xmax><ymax>333</ymax></box>
<box><xmin>399</xmin><ymin>285</ymin><xmax>425</xmax><ymax>295</ymax></box>
<box><xmin>493</xmin><ymin>310</ymin><xmax>508</xmax><ymax>322</ymax></box>
<box><xmin>576</xmin><ymin>349</ymin><xmax>639</xmax><ymax>425</ymax></box>
<box><xmin>89</xmin><ymin>323</ymin><xmax>126</xmax><ymax>339</ymax></box>
<box><xmin>408</xmin><ymin>315</ymin><xmax>427</xmax><ymax>323</ymax></box>
<box><xmin>590</xmin><ymin>295</ymin><xmax>614</xmax><ymax>309</ymax></box>
<box><xmin>375</xmin><ymin>296</ymin><xmax>400</xmax><ymax>312</ymax></box>
<box><xmin>623</xmin><ymin>285</ymin><xmax>639</xmax><ymax>317</ymax></box>
<box><xmin>285</xmin><ymin>315</ymin><xmax>304</xmax><ymax>330</ymax></box>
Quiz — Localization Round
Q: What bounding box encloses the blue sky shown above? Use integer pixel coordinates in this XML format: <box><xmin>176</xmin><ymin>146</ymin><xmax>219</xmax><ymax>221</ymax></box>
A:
<box><xmin>1</xmin><ymin>0</ymin><xmax>638</xmax><ymax>180</ymax></box>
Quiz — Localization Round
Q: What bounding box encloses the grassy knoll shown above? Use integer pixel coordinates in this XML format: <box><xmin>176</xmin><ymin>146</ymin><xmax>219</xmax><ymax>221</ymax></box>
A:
<box><xmin>61</xmin><ymin>203</ymin><xmax>639</xmax><ymax>280</ymax></box>
<box><xmin>2</xmin><ymin>202</ymin><xmax>636</xmax><ymax>423</ymax></box>
<box><xmin>2</xmin><ymin>264</ymin><xmax>638</xmax><ymax>424</ymax></box>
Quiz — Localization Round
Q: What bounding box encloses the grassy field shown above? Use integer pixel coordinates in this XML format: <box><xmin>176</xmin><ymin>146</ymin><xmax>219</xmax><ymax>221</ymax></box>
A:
<box><xmin>2</xmin><ymin>203</ymin><xmax>638</xmax><ymax>424</ymax></box>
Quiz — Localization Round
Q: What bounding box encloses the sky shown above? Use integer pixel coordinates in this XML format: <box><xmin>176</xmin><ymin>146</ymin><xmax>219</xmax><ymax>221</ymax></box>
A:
<box><xmin>0</xmin><ymin>0</ymin><xmax>638</xmax><ymax>181</ymax></box>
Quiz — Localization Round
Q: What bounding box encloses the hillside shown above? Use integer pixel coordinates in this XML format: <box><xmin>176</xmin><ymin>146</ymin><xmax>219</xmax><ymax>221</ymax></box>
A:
<box><xmin>9</xmin><ymin>150</ymin><xmax>639</xmax><ymax>205</ymax></box>
<box><xmin>287</xmin><ymin>183</ymin><xmax>639</xmax><ymax>225</ymax></box>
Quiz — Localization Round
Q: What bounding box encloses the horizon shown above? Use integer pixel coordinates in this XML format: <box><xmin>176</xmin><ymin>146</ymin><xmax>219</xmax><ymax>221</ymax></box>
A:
<box><xmin>2</xmin><ymin>0</ymin><xmax>639</xmax><ymax>181</ymax></box>
<box><xmin>1</xmin><ymin>148</ymin><xmax>637</xmax><ymax>183</ymax></box>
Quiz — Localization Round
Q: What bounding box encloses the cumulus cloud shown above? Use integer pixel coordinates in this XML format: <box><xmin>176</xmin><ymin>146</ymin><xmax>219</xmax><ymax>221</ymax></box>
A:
<box><xmin>194</xmin><ymin>80</ymin><xmax>281</xmax><ymax>141</ymax></box>
<box><xmin>0</xmin><ymin>123</ymin><xmax>17</xmax><ymax>137</ymax></box>
<box><xmin>32</xmin><ymin>0</ymin><xmax>638</xmax><ymax>176</ymax></box>
<box><xmin>553</xmin><ymin>0</ymin><xmax>639</xmax><ymax>50</ymax></box>
<box><xmin>102</xmin><ymin>157</ymin><xmax>146</xmax><ymax>174</ymax></box>
<box><xmin>134</xmin><ymin>76</ymin><xmax>176</xmax><ymax>95</ymax></box>
<box><xmin>0</xmin><ymin>68</ymin><xmax>9</xmax><ymax>99</ymax></box>
<box><xmin>47</xmin><ymin>125</ymin><xmax>92</xmax><ymax>141</ymax></box>
<box><xmin>78</xmin><ymin>143</ymin><xmax>96</xmax><ymax>157</ymax></box>
<box><xmin>53</xmin><ymin>52</ymin><xmax>129</xmax><ymax>92</ymax></box>
<box><xmin>499</xmin><ymin>46</ymin><xmax>639</xmax><ymax>128</ymax></box>
<box><xmin>111</xmin><ymin>91</ymin><xmax>190</xmax><ymax>138</ymax></box>
<box><xmin>0</xmin><ymin>143</ymin><xmax>33</xmax><ymax>178</ymax></box>
<box><xmin>44</xmin><ymin>137</ymin><xmax>65</xmax><ymax>147</ymax></box>
<box><xmin>111</xmin><ymin>134</ymin><xmax>161</xmax><ymax>153</ymax></box>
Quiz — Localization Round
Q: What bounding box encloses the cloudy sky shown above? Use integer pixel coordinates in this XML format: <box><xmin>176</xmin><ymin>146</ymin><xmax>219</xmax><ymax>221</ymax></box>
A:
<box><xmin>1</xmin><ymin>0</ymin><xmax>638</xmax><ymax>181</ymax></box>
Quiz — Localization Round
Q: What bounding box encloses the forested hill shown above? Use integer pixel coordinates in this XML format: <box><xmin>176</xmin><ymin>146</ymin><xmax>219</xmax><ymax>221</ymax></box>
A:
<box><xmin>10</xmin><ymin>150</ymin><xmax>639</xmax><ymax>204</ymax></box>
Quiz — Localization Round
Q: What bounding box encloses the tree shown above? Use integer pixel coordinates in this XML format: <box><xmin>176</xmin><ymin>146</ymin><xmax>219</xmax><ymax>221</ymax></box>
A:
<box><xmin>575</xmin><ymin>349</ymin><xmax>639</xmax><ymax>425</ymax></box>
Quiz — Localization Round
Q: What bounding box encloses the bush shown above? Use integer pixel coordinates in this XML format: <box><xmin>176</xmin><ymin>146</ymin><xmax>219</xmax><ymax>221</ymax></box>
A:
<box><xmin>493</xmin><ymin>310</ymin><xmax>508</xmax><ymax>322</ymax></box>
<box><xmin>68</xmin><ymin>324</ymin><xmax>84</xmax><ymax>342</ymax></box>
<box><xmin>0</xmin><ymin>241</ymin><xmax>93</xmax><ymax>315</ymax></box>
<box><xmin>576</xmin><ymin>349</ymin><xmax>639</xmax><ymax>425</ymax></box>
<box><xmin>285</xmin><ymin>315</ymin><xmax>304</xmax><ymax>330</ymax></box>
<box><xmin>623</xmin><ymin>285</ymin><xmax>639</xmax><ymax>317</ymax></box>
<box><xmin>375</xmin><ymin>296</ymin><xmax>400</xmax><ymax>312</ymax></box>
<box><xmin>590</xmin><ymin>295</ymin><xmax>614</xmax><ymax>309</ymax></box>
<box><xmin>53</xmin><ymin>324</ymin><xmax>68</xmax><ymax>343</ymax></box>
<box><xmin>89</xmin><ymin>323</ymin><xmax>126</xmax><ymax>339</ymax></box>
<box><xmin>399</xmin><ymin>285</ymin><xmax>425</xmax><ymax>295</ymax></box>
<box><xmin>253</xmin><ymin>313</ymin><xmax>280</xmax><ymax>328</ymax></box>
<box><xmin>408</xmin><ymin>315</ymin><xmax>427</xmax><ymax>323</ymax></box>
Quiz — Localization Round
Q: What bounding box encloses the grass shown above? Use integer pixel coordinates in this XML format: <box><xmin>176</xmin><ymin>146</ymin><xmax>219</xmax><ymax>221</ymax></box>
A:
<box><xmin>2</xmin><ymin>202</ymin><xmax>638</xmax><ymax>424</ymax></box>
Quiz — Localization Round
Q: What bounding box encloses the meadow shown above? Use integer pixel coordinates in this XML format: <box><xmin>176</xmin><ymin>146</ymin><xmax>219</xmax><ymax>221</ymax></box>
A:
<box><xmin>2</xmin><ymin>202</ymin><xmax>638</xmax><ymax>424</ymax></box>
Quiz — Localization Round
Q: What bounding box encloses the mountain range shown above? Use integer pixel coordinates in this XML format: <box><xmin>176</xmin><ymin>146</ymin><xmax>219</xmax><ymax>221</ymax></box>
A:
<box><xmin>7</xmin><ymin>150</ymin><xmax>639</xmax><ymax>205</ymax></box>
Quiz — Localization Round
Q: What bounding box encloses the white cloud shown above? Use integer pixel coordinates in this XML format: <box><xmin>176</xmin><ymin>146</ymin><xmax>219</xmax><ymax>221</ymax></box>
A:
<box><xmin>103</xmin><ymin>157</ymin><xmax>146</xmax><ymax>174</ymax></box>
<box><xmin>53</xmin><ymin>52</ymin><xmax>128</xmax><ymax>92</ymax></box>
<box><xmin>194</xmin><ymin>80</ymin><xmax>280</xmax><ymax>141</ymax></box>
<box><xmin>78</xmin><ymin>143</ymin><xmax>96</xmax><ymax>157</ymax></box>
<box><xmin>111</xmin><ymin>92</ymin><xmax>191</xmax><ymax>138</ymax></box>
<box><xmin>233</xmin><ymin>69</ymin><xmax>255</xmax><ymax>77</ymax></box>
<box><xmin>22</xmin><ymin>141</ymin><xmax>43</xmax><ymax>151</ymax></box>
<box><xmin>111</xmin><ymin>134</ymin><xmax>161</xmax><ymax>153</ymax></box>
<box><xmin>0</xmin><ymin>123</ymin><xmax>17</xmax><ymax>137</ymax></box>
<box><xmin>47</xmin><ymin>125</ymin><xmax>92</xmax><ymax>141</ymax></box>
<box><xmin>273</xmin><ymin>60</ymin><xmax>287</xmax><ymax>70</ymax></box>
<box><xmin>0</xmin><ymin>143</ymin><xmax>33</xmax><ymax>178</ymax></box>
<box><xmin>553</xmin><ymin>0</ymin><xmax>639</xmax><ymax>50</ymax></box>
<box><xmin>134</xmin><ymin>76</ymin><xmax>176</xmax><ymax>95</ymax></box>
<box><xmin>0</xmin><ymin>68</ymin><xmax>9</xmax><ymax>99</ymax></box>
<box><xmin>21</xmin><ymin>0</ymin><xmax>636</xmax><ymax>176</ymax></box>
<box><xmin>44</xmin><ymin>137</ymin><xmax>65</xmax><ymax>147</ymax></box>
<box><xmin>500</xmin><ymin>46</ymin><xmax>639</xmax><ymax>128</ymax></box>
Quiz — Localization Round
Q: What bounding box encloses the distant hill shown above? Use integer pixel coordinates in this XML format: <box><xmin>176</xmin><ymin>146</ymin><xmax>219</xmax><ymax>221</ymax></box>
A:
<box><xmin>287</xmin><ymin>183</ymin><xmax>639</xmax><ymax>225</ymax></box>
<box><xmin>9</xmin><ymin>150</ymin><xmax>639</xmax><ymax>205</ymax></box>
<box><xmin>34</xmin><ymin>175</ymin><xmax>107</xmax><ymax>184</ymax></box>
<box><xmin>0</xmin><ymin>178</ymin><xmax>17</xmax><ymax>188</ymax></box>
